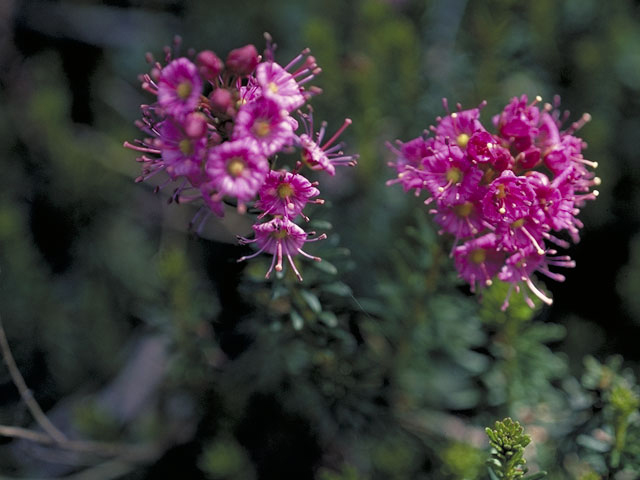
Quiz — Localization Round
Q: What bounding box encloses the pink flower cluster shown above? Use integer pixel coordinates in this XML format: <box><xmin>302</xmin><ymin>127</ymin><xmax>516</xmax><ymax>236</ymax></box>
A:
<box><xmin>125</xmin><ymin>37</ymin><xmax>358</xmax><ymax>280</ymax></box>
<box><xmin>387</xmin><ymin>96</ymin><xmax>600</xmax><ymax>309</ymax></box>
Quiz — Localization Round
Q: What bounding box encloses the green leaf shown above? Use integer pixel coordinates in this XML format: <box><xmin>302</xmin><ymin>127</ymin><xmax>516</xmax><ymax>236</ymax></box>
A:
<box><xmin>522</xmin><ymin>472</ymin><xmax>547</xmax><ymax>480</ymax></box>
<box><xmin>300</xmin><ymin>289</ymin><xmax>322</xmax><ymax>313</ymax></box>
<box><xmin>487</xmin><ymin>466</ymin><xmax>501</xmax><ymax>480</ymax></box>
<box><xmin>290</xmin><ymin>310</ymin><xmax>304</xmax><ymax>330</ymax></box>
<box><xmin>309</xmin><ymin>219</ymin><xmax>333</xmax><ymax>230</ymax></box>
<box><xmin>322</xmin><ymin>281</ymin><xmax>353</xmax><ymax>297</ymax></box>
<box><xmin>314</xmin><ymin>259</ymin><xmax>338</xmax><ymax>275</ymax></box>
<box><xmin>319</xmin><ymin>311</ymin><xmax>338</xmax><ymax>327</ymax></box>
<box><xmin>576</xmin><ymin>434</ymin><xmax>611</xmax><ymax>453</ymax></box>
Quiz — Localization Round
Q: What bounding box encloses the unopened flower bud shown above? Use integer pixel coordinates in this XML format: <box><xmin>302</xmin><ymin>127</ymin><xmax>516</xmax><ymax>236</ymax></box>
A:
<box><xmin>226</xmin><ymin>44</ymin><xmax>259</xmax><ymax>76</ymax></box>
<box><xmin>209</xmin><ymin>88</ymin><xmax>235</xmax><ymax>117</ymax></box>
<box><xmin>197</xmin><ymin>50</ymin><xmax>224</xmax><ymax>81</ymax></box>
<box><xmin>517</xmin><ymin>147</ymin><xmax>541</xmax><ymax>169</ymax></box>
<box><xmin>184</xmin><ymin>112</ymin><xmax>207</xmax><ymax>138</ymax></box>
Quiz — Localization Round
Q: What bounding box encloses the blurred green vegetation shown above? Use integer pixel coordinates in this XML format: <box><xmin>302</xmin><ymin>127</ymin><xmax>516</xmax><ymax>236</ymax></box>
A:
<box><xmin>1</xmin><ymin>0</ymin><xmax>640</xmax><ymax>478</ymax></box>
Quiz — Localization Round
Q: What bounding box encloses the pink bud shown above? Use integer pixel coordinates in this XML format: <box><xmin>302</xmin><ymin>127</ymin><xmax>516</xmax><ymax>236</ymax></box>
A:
<box><xmin>184</xmin><ymin>112</ymin><xmax>207</xmax><ymax>138</ymax></box>
<box><xmin>517</xmin><ymin>147</ymin><xmax>541</xmax><ymax>169</ymax></box>
<box><xmin>225</xmin><ymin>44</ymin><xmax>259</xmax><ymax>76</ymax></box>
<box><xmin>209</xmin><ymin>88</ymin><xmax>235</xmax><ymax>117</ymax></box>
<box><xmin>196</xmin><ymin>50</ymin><xmax>224</xmax><ymax>81</ymax></box>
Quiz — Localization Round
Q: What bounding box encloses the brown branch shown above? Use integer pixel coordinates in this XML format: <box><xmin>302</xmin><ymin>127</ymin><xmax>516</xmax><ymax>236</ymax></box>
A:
<box><xmin>0</xmin><ymin>314</ymin><xmax>68</xmax><ymax>443</ymax></box>
<box><xmin>0</xmin><ymin>423</ymin><xmax>159</xmax><ymax>462</ymax></box>
<box><xmin>0</xmin><ymin>424</ymin><xmax>53</xmax><ymax>444</ymax></box>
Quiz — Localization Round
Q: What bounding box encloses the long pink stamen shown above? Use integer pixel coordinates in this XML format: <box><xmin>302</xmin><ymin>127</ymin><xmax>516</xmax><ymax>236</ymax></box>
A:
<box><xmin>123</xmin><ymin>141</ymin><xmax>161</xmax><ymax>154</ymax></box>
<box><xmin>275</xmin><ymin>241</ymin><xmax>284</xmax><ymax>272</ymax></box>
<box><xmin>321</xmin><ymin>119</ymin><xmax>352</xmax><ymax>150</ymax></box>
<box><xmin>525</xmin><ymin>277</ymin><xmax>553</xmax><ymax>305</ymax></box>
<box><xmin>287</xmin><ymin>254</ymin><xmax>303</xmax><ymax>281</ymax></box>
<box><xmin>284</xmin><ymin>48</ymin><xmax>311</xmax><ymax>71</ymax></box>
<box><xmin>520</xmin><ymin>226</ymin><xmax>545</xmax><ymax>255</ymax></box>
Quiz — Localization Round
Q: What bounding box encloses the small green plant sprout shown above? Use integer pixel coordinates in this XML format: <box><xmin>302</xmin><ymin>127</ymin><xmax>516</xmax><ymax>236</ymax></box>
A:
<box><xmin>485</xmin><ymin>418</ymin><xmax>546</xmax><ymax>480</ymax></box>
<box><xmin>608</xmin><ymin>382</ymin><xmax>640</xmax><ymax>469</ymax></box>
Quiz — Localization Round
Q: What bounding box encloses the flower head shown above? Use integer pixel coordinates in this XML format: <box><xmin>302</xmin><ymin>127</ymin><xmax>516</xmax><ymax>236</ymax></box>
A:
<box><xmin>387</xmin><ymin>95</ymin><xmax>598</xmax><ymax>307</ymax></box>
<box><xmin>160</xmin><ymin>116</ymin><xmax>207</xmax><ymax>179</ymax></box>
<box><xmin>482</xmin><ymin>170</ymin><xmax>536</xmax><ymax>223</ymax></box>
<box><xmin>420</xmin><ymin>143</ymin><xmax>484</xmax><ymax>204</ymax></box>
<box><xmin>127</xmin><ymin>37</ymin><xmax>358</xmax><ymax>281</ymax></box>
<box><xmin>205</xmin><ymin>139</ymin><xmax>268</xmax><ymax>207</ymax></box>
<box><xmin>434</xmin><ymin>100</ymin><xmax>486</xmax><ymax>145</ymax></box>
<box><xmin>157</xmin><ymin>58</ymin><xmax>202</xmax><ymax>118</ymax></box>
<box><xmin>256</xmin><ymin>61</ymin><xmax>306</xmax><ymax>112</ymax></box>
<box><xmin>453</xmin><ymin>234</ymin><xmax>504</xmax><ymax>292</ymax></box>
<box><xmin>237</xmin><ymin>217</ymin><xmax>326</xmax><ymax>281</ymax></box>
<box><xmin>298</xmin><ymin>109</ymin><xmax>359</xmax><ymax>176</ymax></box>
<box><xmin>256</xmin><ymin>170</ymin><xmax>322</xmax><ymax>219</ymax></box>
<box><xmin>233</xmin><ymin>97</ymin><xmax>295</xmax><ymax>157</ymax></box>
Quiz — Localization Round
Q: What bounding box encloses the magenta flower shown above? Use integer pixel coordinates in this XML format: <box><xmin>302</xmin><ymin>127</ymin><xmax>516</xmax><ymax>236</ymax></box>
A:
<box><xmin>298</xmin><ymin>110</ymin><xmax>359</xmax><ymax>176</ymax></box>
<box><xmin>256</xmin><ymin>170</ymin><xmax>322</xmax><ymax>219</ymax></box>
<box><xmin>387</xmin><ymin>95</ymin><xmax>599</xmax><ymax>308</ymax></box>
<box><xmin>420</xmin><ymin>143</ymin><xmax>484</xmax><ymax>204</ymax></box>
<box><xmin>467</xmin><ymin>131</ymin><xmax>513</xmax><ymax>171</ymax></box>
<box><xmin>497</xmin><ymin>249</ymin><xmax>553</xmax><ymax>309</ymax></box>
<box><xmin>198</xmin><ymin>181</ymin><xmax>225</xmax><ymax>218</ymax></box>
<box><xmin>453</xmin><ymin>234</ymin><xmax>504</xmax><ymax>293</ymax></box>
<box><xmin>434</xmin><ymin>99</ymin><xmax>486</xmax><ymax>146</ymax></box>
<box><xmin>493</xmin><ymin>94</ymin><xmax>541</xmax><ymax>151</ymax></box>
<box><xmin>157</xmin><ymin>58</ymin><xmax>202</xmax><ymax>118</ymax></box>
<box><xmin>535</xmin><ymin>112</ymin><xmax>561</xmax><ymax>151</ymax></box>
<box><xmin>233</xmin><ymin>97</ymin><xmax>295</xmax><ymax>157</ymax></box>
<box><xmin>386</xmin><ymin>137</ymin><xmax>435</xmax><ymax>194</ymax></box>
<box><xmin>128</xmin><ymin>37</ymin><xmax>358</xmax><ymax>281</ymax></box>
<box><xmin>482</xmin><ymin>170</ymin><xmax>536</xmax><ymax>223</ymax></box>
<box><xmin>494</xmin><ymin>215</ymin><xmax>546</xmax><ymax>255</ymax></box>
<box><xmin>256</xmin><ymin>61</ymin><xmax>306</xmax><ymax>112</ymax></box>
<box><xmin>159</xmin><ymin>118</ymin><xmax>207</xmax><ymax>179</ymax></box>
<box><xmin>205</xmin><ymin>139</ymin><xmax>268</xmax><ymax>208</ymax></box>
<box><xmin>237</xmin><ymin>217</ymin><xmax>326</xmax><ymax>281</ymax></box>
<box><xmin>527</xmin><ymin>171</ymin><xmax>573</xmax><ymax>232</ymax></box>
<box><xmin>431</xmin><ymin>199</ymin><xmax>485</xmax><ymax>242</ymax></box>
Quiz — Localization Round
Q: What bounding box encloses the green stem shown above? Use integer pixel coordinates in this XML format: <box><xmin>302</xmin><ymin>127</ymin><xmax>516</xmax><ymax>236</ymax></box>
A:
<box><xmin>610</xmin><ymin>415</ymin><xmax>628</xmax><ymax>470</ymax></box>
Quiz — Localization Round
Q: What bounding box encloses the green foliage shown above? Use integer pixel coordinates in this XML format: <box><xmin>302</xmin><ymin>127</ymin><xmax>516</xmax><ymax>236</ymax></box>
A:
<box><xmin>479</xmin><ymin>282</ymin><xmax>567</xmax><ymax>410</ymax></box>
<box><xmin>318</xmin><ymin>465</ymin><xmax>366</xmax><ymax>480</ymax></box>
<box><xmin>2</xmin><ymin>0</ymin><xmax>640</xmax><ymax>478</ymax></box>
<box><xmin>439</xmin><ymin>441</ymin><xmax>485</xmax><ymax>480</ymax></box>
<box><xmin>485</xmin><ymin>418</ymin><xmax>545</xmax><ymax>480</ymax></box>
<box><xmin>198</xmin><ymin>436</ymin><xmax>256</xmax><ymax>480</ymax></box>
<box><xmin>574</xmin><ymin>356</ymin><xmax>640</xmax><ymax>475</ymax></box>
<box><xmin>73</xmin><ymin>400</ymin><xmax>121</xmax><ymax>442</ymax></box>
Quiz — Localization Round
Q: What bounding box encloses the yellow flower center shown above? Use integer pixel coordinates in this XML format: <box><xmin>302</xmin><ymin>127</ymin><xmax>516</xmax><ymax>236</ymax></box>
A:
<box><xmin>253</xmin><ymin>119</ymin><xmax>271</xmax><ymax>138</ymax></box>
<box><xmin>481</xmin><ymin>167</ymin><xmax>497</xmax><ymax>185</ymax></box>
<box><xmin>511</xmin><ymin>218</ymin><xmax>525</xmax><ymax>229</ymax></box>
<box><xmin>277</xmin><ymin>182</ymin><xmax>294</xmax><ymax>198</ymax></box>
<box><xmin>176</xmin><ymin>81</ymin><xmax>192</xmax><ymax>100</ymax></box>
<box><xmin>456</xmin><ymin>133</ymin><xmax>470</xmax><ymax>148</ymax></box>
<box><xmin>470</xmin><ymin>249</ymin><xmax>486</xmax><ymax>264</ymax></box>
<box><xmin>178</xmin><ymin>139</ymin><xmax>194</xmax><ymax>155</ymax></box>
<box><xmin>227</xmin><ymin>157</ymin><xmax>246</xmax><ymax>177</ymax></box>
<box><xmin>268</xmin><ymin>82</ymin><xmax>279</xmax><ymax>93</ymax></box>
<box><xmin>272</xmin><ymin>229</ymin><xmax>288</xmax><ymax>239</ymax></box>
<box><xmin>453</xmin><ymin>201</ymin><xmax>474</xmax><ymax>218</ymax></box>
<box><xmin>446</xmin><ymin>167</ymin><xmax>462</xmax><ymax>184</ymax></box>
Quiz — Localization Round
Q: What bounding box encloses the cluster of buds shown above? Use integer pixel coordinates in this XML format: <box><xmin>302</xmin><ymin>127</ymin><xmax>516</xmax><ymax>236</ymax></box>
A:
<box><xmin>125</xmin><ymin>36</ymin><xmax>358</xmax><ymax>280</ymax></box>
<box><xmin>387</xmin><ymin>95</ymin><xmax>600</xmax><ymax>309</ymax></box>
